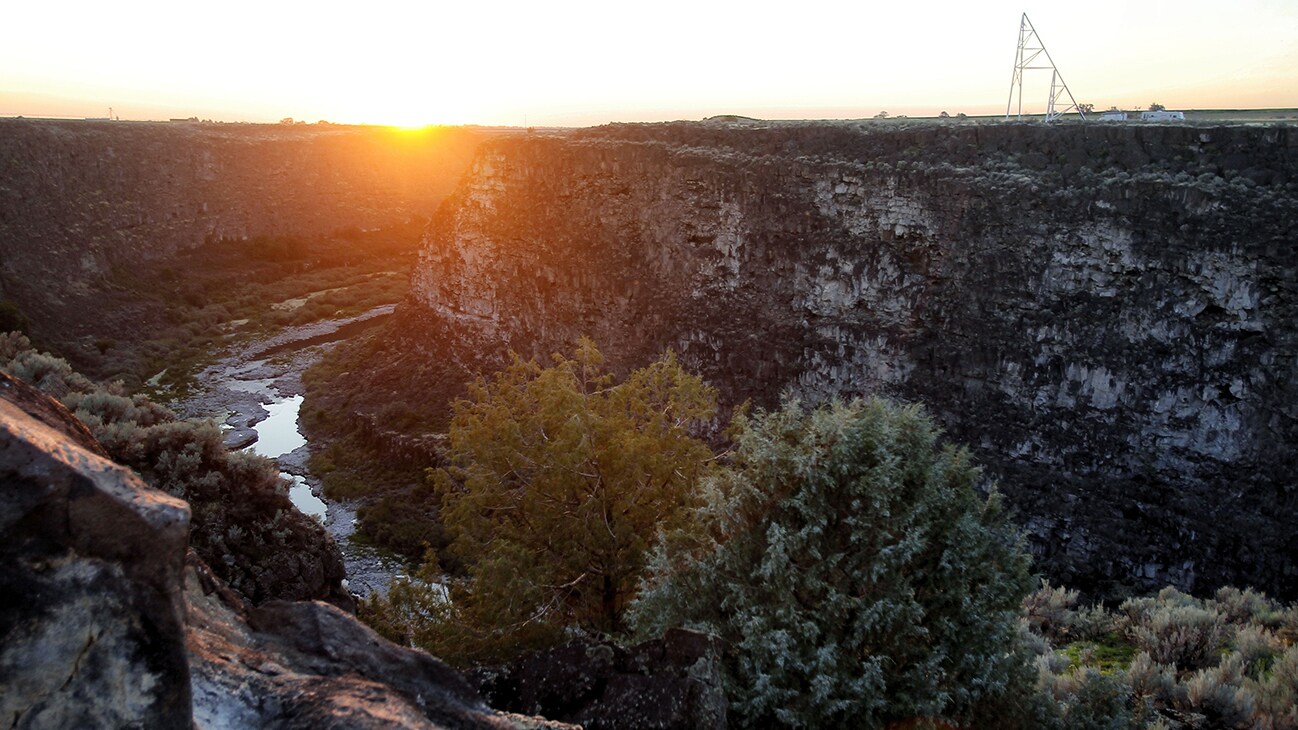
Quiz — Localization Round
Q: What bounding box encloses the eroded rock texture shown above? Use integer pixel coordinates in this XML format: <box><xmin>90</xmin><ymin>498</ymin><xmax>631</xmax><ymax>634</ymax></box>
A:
<box><xmin>0</xmin><ymin>374</ymin><xmax>192</xmax><ymax>729</ymax></box>
<box><xmin>385</xmin><ymin>121</ymin><xmax>1298</xmax><ymax>598</ymax></box>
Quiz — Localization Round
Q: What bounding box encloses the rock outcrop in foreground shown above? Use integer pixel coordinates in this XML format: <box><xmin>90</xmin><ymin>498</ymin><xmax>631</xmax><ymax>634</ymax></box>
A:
<box><xmin>0</xmin><ymin>374</ymin><xmax>572</xmax><ymax>729</ymax></box>
<box><xmin>376</xmin><ymin>121</ymin><xmax>1297</xmax><ymax>599</ymax></box>
<box><xmin>1</xmin><ymin>374</ymin><xmax>192</xmax><ymax>728</ymax></box>
<box><xmin>185</xmin><ymin>555</ymin><xmax>566</xmax><ymax>729</ymax></box>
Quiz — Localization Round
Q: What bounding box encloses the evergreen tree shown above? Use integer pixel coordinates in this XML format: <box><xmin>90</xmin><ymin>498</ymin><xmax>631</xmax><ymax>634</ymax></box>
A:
<box><xmin>630</xmin><ymin>398</ymin><xmax>1035</xmax><ymax>728</ymax></box>
<box><xmin>366</xmin><ymin>338</ymin><xmax>716</xmax><ymax>664</ymax></box>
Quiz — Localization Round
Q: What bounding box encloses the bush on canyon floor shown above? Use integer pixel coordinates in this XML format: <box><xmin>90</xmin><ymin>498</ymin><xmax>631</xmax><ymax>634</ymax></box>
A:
<box><xmin>0</xmin><ymin>332</ymin><xmax>346</xmax><ymax>605</ymax></box>
<box><xmin>629</xmin><ymin>398</ymin><xmax>1037</xmax><ymax>729</ymax></box>
<box><xmin>363</xmin><ymin>339</ymin><xmax>717</xmax><ymax>665</ymax></box>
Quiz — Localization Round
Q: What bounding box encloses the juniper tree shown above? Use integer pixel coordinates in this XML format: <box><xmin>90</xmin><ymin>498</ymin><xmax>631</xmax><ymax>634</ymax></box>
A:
<box><xmin>629</xmin><ymin>398</ymin><xmax>1036</xmax><ymax>728</ymax></box>
<box><xmin>366</xmin><ymin>338</ymin><xmax>717</xmax><ymax>664</ymax></box>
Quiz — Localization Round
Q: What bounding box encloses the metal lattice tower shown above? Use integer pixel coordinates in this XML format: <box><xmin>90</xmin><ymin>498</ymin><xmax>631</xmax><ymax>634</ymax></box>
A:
<box><xmin>1006</xmin><ymin>13</ymin><xmax>1086</xmax><ymax>122</ymax></box>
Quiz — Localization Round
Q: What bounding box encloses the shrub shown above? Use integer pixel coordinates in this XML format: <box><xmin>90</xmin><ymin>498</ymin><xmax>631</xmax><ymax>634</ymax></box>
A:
<box><xmin>1025</xmin><ymin>580</ymin><xmax>1083</xmax><ymax>642</ymax></box>
<box><xmin>1183</xmin><ymin>660</ymin><xmax>1256</xmax><ymax>728</ymax></box>
<box><xmin>630</xmin><ymin>398</ymin><xmax>1034</xmax><ymax>728</ymax></box>
<box><xmin>5</xmin><ymin>349</ymin><xmax>95</xmax><ymax>397</ymax></box>
<box><xmin>0</xmin><ymin>332</ymin><xmax>32</xmax><ymax>362</ymax></box>
<box><xmin>1232</xmin><ymin>624</ymin><xmax>1285</xmax><ymax>679</ymax></box>
<box><xmin>1130</xmin><ymin>604</ymin><xmax>1227</xmax><ymax>671</ymax></box>
<box><xmin>1126</xmin><ymin>652</ymin><xmax>1181</xmax><ymax>707</ymax></box>
<box><xmin>1037</xmin><ymin>668</ymin><xmax>1134</xmax><ymax>730</ymax></box>
<box><xmin>1213</xmin><ymin>586</ymin><xmax>1279</xmax><ymax>625</ymax></box>
<box><xmin>1121</xmin><ymin>589</ymin><xmax>1228</xmax><ymax>672</ymax></box>
<box><xmin>1250</xmin><ymin>644</ymin><xmax>1298</xmax><ymax>728</ymax></box>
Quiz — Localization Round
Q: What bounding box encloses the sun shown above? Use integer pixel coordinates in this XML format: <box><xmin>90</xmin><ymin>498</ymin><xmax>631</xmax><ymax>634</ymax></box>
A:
<box><xmin>346</xmin><ymin>94</ymin><xmax>474</xmax><ymax>129</ymax></box>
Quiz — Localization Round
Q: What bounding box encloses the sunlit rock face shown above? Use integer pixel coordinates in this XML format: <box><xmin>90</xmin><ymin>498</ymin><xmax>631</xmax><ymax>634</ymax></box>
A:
<box><xmin>399</xmin><ymin>121</ymin><xmax>1298</xmax><ymax>599</ymax></box>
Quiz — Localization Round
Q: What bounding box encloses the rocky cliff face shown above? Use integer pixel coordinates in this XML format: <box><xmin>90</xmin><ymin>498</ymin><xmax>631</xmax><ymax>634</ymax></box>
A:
<box><xmin>395</xmin><ymin>121</ymin><xmax>1298</xmax><ymax>598</ymax></box>
<box><xmin>0</xmin><ymin>120</ymin><xmax>488</xmax><ymax>326</ymax></box>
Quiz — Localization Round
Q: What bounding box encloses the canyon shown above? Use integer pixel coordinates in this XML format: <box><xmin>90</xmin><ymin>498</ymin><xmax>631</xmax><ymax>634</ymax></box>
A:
<box><xmin>1</xmin><ymin>116</ymin><xmax>1294</xmax><ymax>601</ymax></box>
<box><xmin>4</xmin><ymin>115</ymin><xmax>1297</xmax><ymax>726</ymax></box>
<box><xmin>362</xmin><ymin>120</ymin><xmax>1298</xmax><ymax>599</ymax></box>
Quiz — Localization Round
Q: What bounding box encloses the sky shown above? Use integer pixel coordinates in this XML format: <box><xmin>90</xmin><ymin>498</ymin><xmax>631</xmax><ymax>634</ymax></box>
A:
<box><xmin>2</xmin><ymin>0</ymin><xmax>1295</xmax><ymax>127</ymax></box>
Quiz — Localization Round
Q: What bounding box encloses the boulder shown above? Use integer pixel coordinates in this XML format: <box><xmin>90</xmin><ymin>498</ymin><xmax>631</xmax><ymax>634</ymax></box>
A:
<box><xmin>186</xmin><ymin>553</ymin><xmax>574</xmax><ymax>729</ymax></box>
<box><xmin>0</xmin><ymin>373</ymin><xmax>193</xmax><ymax>729</ymax></box>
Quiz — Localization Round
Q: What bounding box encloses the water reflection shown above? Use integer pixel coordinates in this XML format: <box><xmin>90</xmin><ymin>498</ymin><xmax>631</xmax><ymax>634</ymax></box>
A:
<box><xmin>246</xmin><ymin>394</ymin><xmax>324</xmax><ymax>521</ymax></box>
<box><xmin>250</xmin><ymin>395</ymin><xmax>306</xmax><ymax>457</ymax></box>
<box><xmin>285</xmin><ymin>473</ymin><xmax>327</xmax><ymax>520</ymax></box>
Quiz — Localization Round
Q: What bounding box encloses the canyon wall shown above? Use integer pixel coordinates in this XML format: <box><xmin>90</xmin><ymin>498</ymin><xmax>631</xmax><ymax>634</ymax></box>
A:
<box><xmin>0</xmin><ymin>120</ymin><xmax>490</xmax><ymax>326</ymax></box>
<box><xmin>394</xmin><ymin>121</ymin><xmax>1298</xmax><ymax>598</ymax></box>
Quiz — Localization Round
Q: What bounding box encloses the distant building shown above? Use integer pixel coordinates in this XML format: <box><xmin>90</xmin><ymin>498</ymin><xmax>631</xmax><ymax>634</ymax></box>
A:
<box><xmin>1100</xmin><ymin>111</ymin><xmax>1128</xmax><ymax>121</ymax></box>
<box><xmin>1140</xmin><ymin>110</ymin><xmax>1185</xmax><ymax>122</ymax></box>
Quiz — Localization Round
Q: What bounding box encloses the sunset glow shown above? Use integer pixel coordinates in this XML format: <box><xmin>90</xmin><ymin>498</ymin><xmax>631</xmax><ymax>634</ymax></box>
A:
<box><xmin>3</xmin><ymin>0</ymin><xmax>1295</xmax><ymax>126</ymax></box>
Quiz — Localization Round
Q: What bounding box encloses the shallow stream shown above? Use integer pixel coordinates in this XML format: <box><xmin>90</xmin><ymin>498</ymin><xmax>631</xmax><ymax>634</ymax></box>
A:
<box><xmin>173</xmin><ymin>306</ymin><xmax>402</xmax><ymax>598</ymax></box>
<box><xmin>247</xmin><ymin>394</ymin><xmax>327</xmax><ymax>520</ymax></box>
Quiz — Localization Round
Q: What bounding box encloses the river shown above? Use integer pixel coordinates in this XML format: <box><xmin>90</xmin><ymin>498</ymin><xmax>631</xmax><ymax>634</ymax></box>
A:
<box><xmin>173</xmin><ymin>306</ymin><xmax>403</xmax><ymax>598</ymax></box>
<box><xmin>246</xmin><ymin>394</ymin><xmax>326</xmax><ymax>520</ymax></box>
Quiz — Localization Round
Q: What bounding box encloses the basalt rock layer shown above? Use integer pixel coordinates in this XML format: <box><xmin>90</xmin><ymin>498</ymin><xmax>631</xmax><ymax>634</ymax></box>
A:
<box><xmin>387</xmin><ymin>121</ymin><xmax>1298</xmax><ymax>598</ymax></box>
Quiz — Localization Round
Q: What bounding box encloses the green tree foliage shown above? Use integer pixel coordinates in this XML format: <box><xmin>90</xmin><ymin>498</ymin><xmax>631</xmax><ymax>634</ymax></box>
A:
<box><xmin>365</xmin><ymin>338</ymin><xmax>716</xmax><ymax>664</ymax></box>
<box><xmin>629</xmin><ymin>398</ymin><xmax>1035</xmax><ymax>728</ymax></box>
